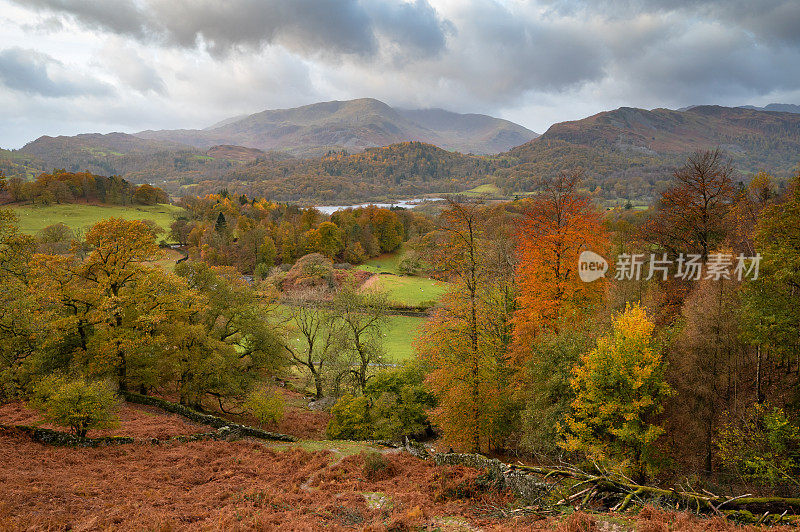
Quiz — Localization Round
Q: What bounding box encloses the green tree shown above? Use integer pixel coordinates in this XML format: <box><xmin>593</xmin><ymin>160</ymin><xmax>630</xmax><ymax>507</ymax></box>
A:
<box><xmin>326</xmin><ymin>394</ymin><xmax>372</xmax><ymax>440</ymax></box>
<box><xmin>561</xmin><ymin>304</ymin><xmax>672</xmax><ymax>480</ymax></box>
<box><xmin>30</xmin><ymin>375</ymin><xmax>120</xmax><ymax>438</ymax></box>
<box><xmin>742</xmin><ymin>174</ymin><xmax>800</xmax><ymax>402</ymax></box>
<box><xmin>717</xmin><ymin>403</ymin><xmax>800</xmax><ymax>487</ymax></box>
<box><xmin>174</xmin><ymin>261</ymin><xmax>282</xmax><ymax>407</ymax></box>
<box><xmin>521</xmin><ymin>327</ymin><xmax>598</xmax><ymax>454</ymax></box>
<box><xmin>365</xmin><ymin>363</ymin><xmax>436</xmax><ymax>441</ymax></box>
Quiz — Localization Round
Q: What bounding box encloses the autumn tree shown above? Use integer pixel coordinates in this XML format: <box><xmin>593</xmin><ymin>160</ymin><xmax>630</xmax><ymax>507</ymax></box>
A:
<box><xmin>561</xmin><ymin>304</ymin><xmax>672</xmax><ymax>481</ymax></box>
<box><xmin>513</xmin><ymin>170</ymin><xmax>608</xmax><ymax>350</ymax></box>
<box><xmin>417</xmin><ymin>201</ymin><xmax>518</xmax><ymax>453</ymax></box>
<box><xmin>642</xmin><ymin>149</ymin><xmax>735</xmax><ymax>261</ymax></box>
<box><xmin>0</xmin><ymin>209</ymin><xmax>39</xmax><ymax>396</ymax></box>
<box><xmin>666</xmin><ymin>273</ymin><xmax>750</xmax><ymax>472</ymax></box>
<box><xmin>76</xmin><ymin>218</ymin><xmax>162</xmax><ymax>390</ymax></box>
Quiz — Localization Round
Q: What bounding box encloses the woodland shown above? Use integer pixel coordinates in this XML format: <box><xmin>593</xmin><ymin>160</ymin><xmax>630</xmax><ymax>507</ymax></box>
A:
<box><xmin>1</xmin><ymin>149</ymin><xmax>799</xmax><ymax>529</ymax></box>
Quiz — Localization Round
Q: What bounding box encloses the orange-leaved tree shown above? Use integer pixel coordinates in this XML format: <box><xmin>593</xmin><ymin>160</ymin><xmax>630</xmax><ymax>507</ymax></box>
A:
<box><xmin>513</xmin><ymin>171</ymin><xmax>608</xmax><ymax>356</ymax></box>
<box><xmin>416</xmin><ymin>201</ymin><xmax>518</xmax><ymax>453</ymax></box>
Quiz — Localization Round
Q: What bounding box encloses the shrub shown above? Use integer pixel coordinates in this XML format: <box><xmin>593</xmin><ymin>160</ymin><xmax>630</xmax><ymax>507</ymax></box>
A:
<box><xmin>244</xmin><ymin>386</ymin><xmax>285</xmax><ymax>426</ymax></box>
<box><xmin>398</xmin><ymin>252</ymin><xmax>421</xmax><ymax>276</ymax></box>
<box><xmin>327</xmin><ymin>365</ymin><xmax>436</xmax><ymax>442</ymax></box>
<box><xmin>362</xmin><ymin>451</ymin><xmax>396</xmax><ymax>481</ymax></box>
<box><xmin>30</xmin><ymin>376</ymin><xmax>120</xmax><ymax>438</ymax></box>
<box><xmin>326</xmin><ymin>394</ymin><xmax>372</xmax><ymax>440</ymax></box>
<box><xmin>285</xmin><ymin>253</ymin><xmax>334</xmax><ymax>289</ymax></box>
<box><xmin>366</xmin><ymin>364</ymin><xmax>436</xmax><ymax>441</ymax></box>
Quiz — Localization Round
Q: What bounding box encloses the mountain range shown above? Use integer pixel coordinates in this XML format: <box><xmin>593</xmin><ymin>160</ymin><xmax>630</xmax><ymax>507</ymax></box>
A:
<box><xmin>134</xmin><ymin>98</ymin><xmax>538</xmax><ymax>156</ymax></box>
<box><xmin>2</xmin><ymin>100</ymin><xmax>799</xmax><ymax>204</ymax></box>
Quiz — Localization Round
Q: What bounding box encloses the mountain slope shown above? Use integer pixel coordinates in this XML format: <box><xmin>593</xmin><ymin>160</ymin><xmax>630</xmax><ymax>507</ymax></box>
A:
<box><xmin>135</xmin><ymin>98</ymin><xmax>537</xmax><ymax>156</ymax></box>
<box><xmin>495</xmin><ymin>105</ymin><xmax>800</xmax><ymax>203</ymax></box>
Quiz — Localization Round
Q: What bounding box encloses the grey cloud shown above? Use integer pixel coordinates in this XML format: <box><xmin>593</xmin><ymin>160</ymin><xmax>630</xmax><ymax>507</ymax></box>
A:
<box><xmin>21</xmin><ymin>0</ymin><xmax>150</xmax><ymax>38</ymax></box>
<box><xmin>0</xmin><ymin>47</ymin><xmax>114</xmax><ymax>97</ymax></box>
<box><xmin>543</xmin><ymin>0</ymin><xmax>800</xmax><ymax>44</ymax></box>
<box><xmin>366</xmin><ymin>0</ymin><xmax>452</xmax><ymax>58</ymax></box>
<box><xmin>15</xmin><ymin>0</ymin><xmax>450</xmax><ymax>58</ymax></box>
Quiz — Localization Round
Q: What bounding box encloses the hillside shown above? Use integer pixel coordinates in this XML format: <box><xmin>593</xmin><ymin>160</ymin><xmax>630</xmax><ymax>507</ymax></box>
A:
<box><xmin>213</xmin><ymin>141</ymin><xmax>505</xmax><ymax>202</ymax></box>
<box><xmin>6</xmin><ymin>104</ymin><xmax>800</xmax><ymax>205</ymax></box>
<box><xmin>496</xmin><ymin>105</ymin><xmax>800</xmax><ymax>203</ymax></box>
<box><xmin>135</xmin><ymin>98</ymin><xmax>537</xmax><ymax>156</ymax></box>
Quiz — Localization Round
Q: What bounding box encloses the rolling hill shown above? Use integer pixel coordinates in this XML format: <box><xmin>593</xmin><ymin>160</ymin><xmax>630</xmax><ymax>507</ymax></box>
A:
<box><xmin>494</xmin><ymin>105</ymin><xmax>800</xmax><ymax>203</ymax></box>
<box><xmin>5</xmin><ymin>103</ymin><xmax>800</xmax><ymax>206</ymax></box>
<box><xmin>739</xmin><ymin>103</ymin><xmax>800</xmax><ymax>114</ymax></box>
<box><xmin>135</xmin><ymin>98</ymin><xmax>537</xmax><ymax>156</ymax></box>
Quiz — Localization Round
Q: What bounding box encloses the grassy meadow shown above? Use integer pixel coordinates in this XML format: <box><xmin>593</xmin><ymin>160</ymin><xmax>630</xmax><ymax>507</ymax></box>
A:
<box><xmin>357</xmin><ymin>247</ymin><xmax>405</xmax><ymax>274</ymax></box>
<box><xmin>365</xmin><ymin>274</ymin><xmax>448</xmax><ymax>308</ymax></box>
<box><xmin>381</xmin><ymin>315</ymin><xmax>426</xmax><ymax>363</ymax></box>
<box><xmin>9</xmin><ymin>203</ymin><xmax>185</xmax><ymax>236</ymax></box>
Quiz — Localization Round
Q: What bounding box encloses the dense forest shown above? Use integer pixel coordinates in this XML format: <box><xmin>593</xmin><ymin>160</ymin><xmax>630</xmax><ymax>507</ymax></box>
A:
<box><xmin>0</xmin><ymin>170</ymin><xmax>168</xmax><ymax>206</ymax></box>
<box><xmin>172</xmin><ymin>191</ymin><xmax>432</xmax><ymax>274</ymax></box>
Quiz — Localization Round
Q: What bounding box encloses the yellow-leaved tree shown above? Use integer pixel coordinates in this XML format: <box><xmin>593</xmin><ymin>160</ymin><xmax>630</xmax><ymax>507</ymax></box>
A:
<box><xmin>560</xmin><ymin>303</ymin><xmax>672</xmax><ymax>481</ymax></box>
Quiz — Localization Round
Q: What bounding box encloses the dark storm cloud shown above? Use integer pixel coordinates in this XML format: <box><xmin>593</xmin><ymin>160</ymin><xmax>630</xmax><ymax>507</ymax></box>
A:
<box><xmin>0</xmin><ymin>47</ymin><xmax>114</xmax><ymax>97</ymax></box>
<box><xmin>16</xmin><ymin>0</ymin><xmax>450</xmax><ymax>58</ymax></box>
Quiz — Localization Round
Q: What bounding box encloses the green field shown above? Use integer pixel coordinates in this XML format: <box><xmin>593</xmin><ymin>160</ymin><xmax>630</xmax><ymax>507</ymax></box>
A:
<box><xmin>357</xmin><ymin>247</ymin><xmax>405</xmax><ymax>274</ymax></box>
<box><xmin>364</xmin><ymin>274</ymin><xmax>448</xmax><ymax>308</ymax></box>
<box><xmin>8</xmin><ymin>203</ymin><xmax>185</xmax><ymax>236</ymax></box>
<box><xmin>462</xmin><ymin>183</ymin><xmax>503</xmax><ymax>196</ymax></box>
<box><xmin>382</xmin><ymin>315</ymin><xmax>426</xmax><ymax>363</ymax></box>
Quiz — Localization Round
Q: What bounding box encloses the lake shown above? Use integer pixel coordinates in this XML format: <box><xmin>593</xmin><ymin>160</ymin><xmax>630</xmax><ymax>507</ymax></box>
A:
<box><xmin>313</xmin><ymin>198</ymin><xmax>444</xmax><ymax>215</ymax></box>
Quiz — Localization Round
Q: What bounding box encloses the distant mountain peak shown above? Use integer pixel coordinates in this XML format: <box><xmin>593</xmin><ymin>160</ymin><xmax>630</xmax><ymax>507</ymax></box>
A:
<box><xmin>134</xmin><ymin>98</ymin><xmax>538</xmax><ymax>156</ymax></box>
<box><xmin>737</xmin><ymin>103</ymin><xmax>800</xmax><ymax>114</ymax></box>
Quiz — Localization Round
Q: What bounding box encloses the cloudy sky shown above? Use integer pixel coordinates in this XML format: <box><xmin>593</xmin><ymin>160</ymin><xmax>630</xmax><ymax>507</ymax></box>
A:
<box><xmin>2</xmin><ymin>0</ymin><xmax>800</xmax><ymax>148</ymax></box>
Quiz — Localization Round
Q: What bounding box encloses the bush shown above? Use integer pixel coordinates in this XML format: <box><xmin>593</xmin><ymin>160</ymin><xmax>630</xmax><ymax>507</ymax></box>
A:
<box><xmin>327</xmin><ymin>365</ymin><xmax>436</xmax><ymax>442</ymax></box>
<box><xmin>398</xmin><ymin>252</ymin><xmax>422</xmax><ymax>276</ymax></box>
<box><xmin>326</xmin><ymin>394</ymin><xmax>372</xmax><ymax>440</ymax></box>
<box><xmin>285</xmin><ymin>253</ymin><xmax>334</xmax><ymax>290</ymax></box>
<box><xmin>244</xmin><ymin>386</ymin><xmax>285</xmax><ymax>426</ymax></box>
<box><xmin>30</xmin><ymin>376</ymin><xmax>120</xmax><ymax>438</ymax></box>
<box><xmin>362</xmin><ymin>451</ymin><xmax>396</xmax><ymax>481</ymax></box>
<box><xmin>366</xmin><ymin>364</ymin><xmax>436</xmax><ymax>441</ymax></box>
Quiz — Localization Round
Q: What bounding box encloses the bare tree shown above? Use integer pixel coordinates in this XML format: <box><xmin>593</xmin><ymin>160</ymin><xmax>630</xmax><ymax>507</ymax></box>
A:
<box><xmin>332</xmin><ymin>284</ymin><xmax>388</xmax><ymax>395</ymax></box>
<box><xmin>643</xmin><ymin>149</ymin><xmax>735</xmax><ymax>260</ymax></box>
<box><xmin>283</xmin><ymin>291</ymin><xmax>344</xmax><ymax>399</ymax></box>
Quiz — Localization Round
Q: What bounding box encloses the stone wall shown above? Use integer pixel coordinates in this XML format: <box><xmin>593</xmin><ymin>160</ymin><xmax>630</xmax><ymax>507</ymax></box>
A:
<box><xmin>433</xmin><ymin>452</ymin><xmax>551</xmax><ymax>502</ymax></box>
<box><xmin>123</xmin><ymin>392</ymin><xmax>298</xmax><ymax>442</ymax></box>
